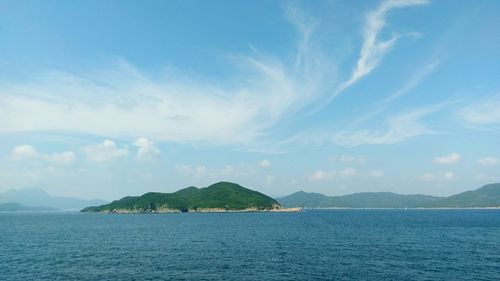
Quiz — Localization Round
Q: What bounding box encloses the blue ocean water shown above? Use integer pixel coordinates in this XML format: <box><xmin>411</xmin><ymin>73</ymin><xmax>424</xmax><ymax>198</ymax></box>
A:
<box><xmin>1</xmin><ymin>209</ymin><xmax>499</xmax><ymax>280</ymax></box>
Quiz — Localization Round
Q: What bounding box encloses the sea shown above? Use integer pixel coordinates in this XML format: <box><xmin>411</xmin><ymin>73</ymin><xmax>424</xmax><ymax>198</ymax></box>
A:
<box><xmin>1</xmin><ymin>209</ymin><xmax>499</xmax><ymax>281</ymax></box>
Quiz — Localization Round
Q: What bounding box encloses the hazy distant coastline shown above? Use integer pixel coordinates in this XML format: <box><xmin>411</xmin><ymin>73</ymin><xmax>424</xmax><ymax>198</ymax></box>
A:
<box><xmin>0</xmin><ymin>188</ymin><xmax>107</xmax><ymax>211</ymax></box>
<box><xmin>277</xmin><ymin>183</ymin><xmax>500</xmax><ymax>209</ymax></box>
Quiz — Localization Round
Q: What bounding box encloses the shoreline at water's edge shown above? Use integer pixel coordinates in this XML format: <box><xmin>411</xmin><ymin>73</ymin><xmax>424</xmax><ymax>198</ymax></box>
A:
<box><xmin>80</xmin><ymin>207</ymin><xmax>500</xmax><ymax>213</ymax></box>
<box><xmin>83</xmin><ymin>207</ymin><xmax>303</xmax><ymax>214</ymax></box>
<box><xmin>298</xmin><ymin>207</ymin><xmax>500</xmax><ymax>210</ymax></box>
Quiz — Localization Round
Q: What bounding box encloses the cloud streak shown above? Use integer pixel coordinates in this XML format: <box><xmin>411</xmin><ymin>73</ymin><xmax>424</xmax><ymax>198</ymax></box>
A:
<box><xmin>175</xmin><ymin>163</ymin><xmax>257</xmax><ymax>180</ymax></box>
<box><xmin>383</xmin><ymin>60</ymin><xmax>440</xmax><ymax>103</ymax></box>
<box><xmin>329</xmin><ymin>0</ymin><xmax>429</xmax><ymax>102</ymax></box>
<box><xmin>433</xmin><ymin>153</ymin><xmax>461</xmax><ymax>165</ymax></box>
<box><xmin>477</xmin><ymin>156</ymin><xmax>498</xmax><ymax>166</ymax></box>
<box><xmin>308</xmin><ymin>168</ymin><xmax>358</xmax><ymax>181</ymax></box>
<box><xmin>419</xmin><ymin>171</ymin><xmax>456</xmax><ymax>181</ymax></box>
<box><xmin>458</xmin><ymin>93</ymin><xmax>500</xmax><ymax>127</ymax></box>
<box><xmin>332</xmin><ymin>107</ymin><xmax>435</xmax><ymax>146</ymax></box>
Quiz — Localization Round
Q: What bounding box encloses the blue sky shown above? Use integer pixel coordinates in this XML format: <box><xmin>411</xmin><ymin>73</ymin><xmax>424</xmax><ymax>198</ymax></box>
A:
<box><xmin>1</xmin><ymin>0</ymin><xmax>499</xmax><ymax>200</ymax></box>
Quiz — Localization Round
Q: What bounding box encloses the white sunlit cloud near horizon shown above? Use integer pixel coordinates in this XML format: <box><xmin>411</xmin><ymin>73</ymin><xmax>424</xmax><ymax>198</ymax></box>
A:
<box><xmin>0</xmin><ymin>0</ymin><xmax>499</xmax><ymax>200</ymax></box>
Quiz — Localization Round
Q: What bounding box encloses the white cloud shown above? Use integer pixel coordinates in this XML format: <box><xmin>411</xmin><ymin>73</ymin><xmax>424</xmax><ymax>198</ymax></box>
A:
<box><xmin>477</xmin><ymin>156</ymin><xmax>498</xmax><ymax>166</ymax></box>
<box><xmin>11</xmin><ymin>145</ymin><xmax>75</xmax><ymax>164</ymax></box>
<box><xmin>175</xmin><ymin>164</ymin><xmax>208</xmax><ymax>179</ymax></box>
<box><xmin>259</xmin><ymin>159</ymin><xmax>271</xmax><ymax>168</ymax></box>
<box><xmin>175</xmin><ymin>164</ymin><xmax>256</xmax><ymax>180</ymax></box>
<box><xmin>332</xmin><ymin>107</ymin><xmax>434</xmax><ymax>146</ymax></box>
<box><xmin>368</xmin><ymin>170</ymin><xmax>384</xmax><ymax>178</ymax></box>
<box><xmin>433</xmin><ymin>153</ymin><xmax>461</xmax><ymax>165</ymax></box>
<box><xmin>308</xmin><ymin>168</ymin><xmax>358</xmax><ymax>181</ymax></box>
<box><xmin>331</xmin><ymin>0</ymin><xmax>429</xmax><ymax>101</ymax></box>
<box><xmin>46</xmin><ymin>151</ymin><xmax>76</xmax><ymax>164</ymax></box>
<box><xmin>133</xmin><ymin>137</ymin><xmax>160</xmax><ymax>160</ymax></box>
<box><xmin>11</xmin><ymin>145</ymin><xmax>38</xmax><ymax>161</ymax></box>
<box><xmin>332</xmin><ymin>155</ymin><xmax>366</xmax><ymax>164</ymax></box>
<box><xmin>338</xmin><ymin>168</ymin><xmax>358</xmax><ymax>178</ymax></box>
<box><xmin>419</xmin><ymin>171</ymin><xmax>456</xmax><ymax>182</ymax></box>
<box><xmin>309</xmin><ymin>170</ymin><xmax>334</xmax><ymax>181</ymax></box>
<box><xmin>83</xmin><ymin>140</ymin><xmax>128</xmax><ymax>163</ymax></box>
<box><xmin>459</xmin><ymin>93</ymin><xmax>500</xmax><ymax>126</ymax></box>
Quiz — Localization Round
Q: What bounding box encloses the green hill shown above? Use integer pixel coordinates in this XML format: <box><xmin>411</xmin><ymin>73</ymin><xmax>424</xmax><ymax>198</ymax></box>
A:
<box><xmin>334</xmin><ymin>193</ymin><xmax>442</xmax><ymax>208</ymax></box>
<box><xmin>81</xmin><ymin>182</ymin><xmax>280</xmax><ymax>213</ymax></box>
<box><xmin>278</xmin><ymin>191</ymin><xmax>441</xmax><ymax>208</ymax></box>
<box><xmin>428</xmin><ymin>183</ymin><xmax>500</xmax><ymax>208</ymax></box>
<box><xmin>276</xmin><ymin>191</ymin><xmax>337</xmax><ymax>208</ymax></box>
<box><xmin>277</xmin><ymin>183</ymin><xmax>500</xmax><ymax>208</ymax></box>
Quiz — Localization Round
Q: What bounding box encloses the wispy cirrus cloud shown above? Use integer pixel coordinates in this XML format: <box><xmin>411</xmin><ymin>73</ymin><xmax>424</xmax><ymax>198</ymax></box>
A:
<box><xmin>332</xmin><ymin>106</ymin><xmax>435</xmax><ymax>146</ymax></box>
<box><xmin>330</xmin><ymin>0</ymin><xmax>429</xmax><ymax>102</ymax></box>
<box><xmin>343</xmin><ymin>59</ymin><xmax>441</xmax><ymax>132</ymax></box>
<box><xmin>289</xmin><ymin>104</ymin><xmax>439</xmax><ymax>147</ymax></box>
<box><xmin>458</xmin><ymin>93</ymin><xmax>500</xmax><ymax>128</ymax></box>
<box><xmin>383</xmin><ymin>60</ymin><xmax>440</xmax><ymax>103</ymax></box>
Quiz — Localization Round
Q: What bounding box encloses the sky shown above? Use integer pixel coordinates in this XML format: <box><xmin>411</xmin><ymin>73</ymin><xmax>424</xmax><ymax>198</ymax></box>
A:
<box><xmin>0</xmin><ymin>0</ymin><xmax>499</xmax><ymax>200</ymax></box>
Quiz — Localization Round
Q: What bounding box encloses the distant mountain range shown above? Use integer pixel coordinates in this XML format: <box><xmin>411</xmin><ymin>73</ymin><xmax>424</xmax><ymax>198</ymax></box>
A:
<box><xmin>277</xmin><ymin>183</ymin><xmax>500</xmax><ymax>208</ymax></box>
<box><xmin>0</xmin><ymin>188</ymin><xmax>107</xmax><ymax>210</ymax></box>
<box><xmin>82</xmin><ymin>182</ymin><xmax>281</xmax><ymax>213</ymax></box>
<box><xmin>0</xmin><ymin>202</ymin><xmax>57</xmax><ymax>212</ymax></box>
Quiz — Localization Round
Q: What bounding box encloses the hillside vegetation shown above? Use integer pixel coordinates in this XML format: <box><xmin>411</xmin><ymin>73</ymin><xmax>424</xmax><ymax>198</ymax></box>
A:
<box><xmin>82</xmin><ymin>182</ymin><xmax>279</xmax><ymax>213</ymax></box>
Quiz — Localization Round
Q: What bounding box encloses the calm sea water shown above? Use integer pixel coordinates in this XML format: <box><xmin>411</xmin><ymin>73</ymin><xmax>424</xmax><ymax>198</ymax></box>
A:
<box><xmin>1</xmin><ymin>209</ymin><xmax>499</xmax><ymax>280</ymax></box>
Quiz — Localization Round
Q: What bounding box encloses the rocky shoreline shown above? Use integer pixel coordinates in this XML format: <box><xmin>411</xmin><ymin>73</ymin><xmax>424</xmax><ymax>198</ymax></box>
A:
<box><xmin>92</xmin><ymin>207</ymin><xmax>303</xmax><ymax>214</ymax></box>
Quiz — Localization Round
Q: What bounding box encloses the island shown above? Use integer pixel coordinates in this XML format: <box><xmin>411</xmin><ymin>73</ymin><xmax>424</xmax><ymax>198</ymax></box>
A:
<box><xmin>81</xmin><ymin>182</ymin><xmax>301</xmax><ymax>213</ymax></box>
